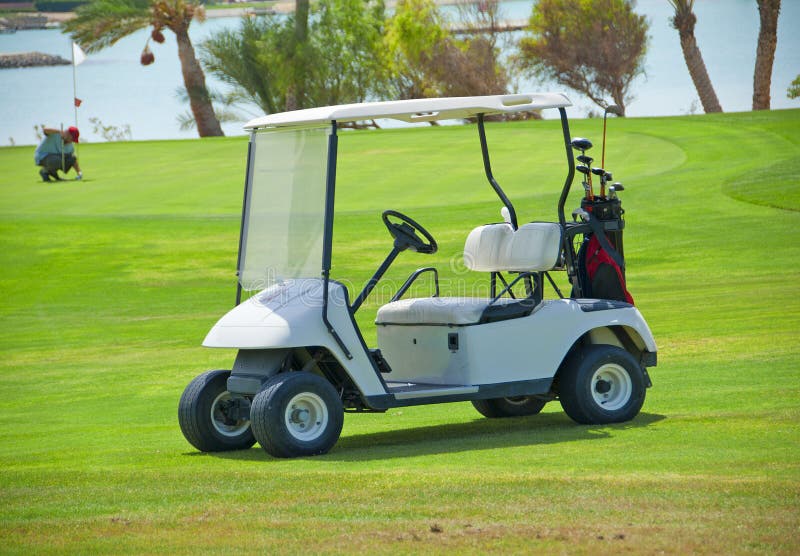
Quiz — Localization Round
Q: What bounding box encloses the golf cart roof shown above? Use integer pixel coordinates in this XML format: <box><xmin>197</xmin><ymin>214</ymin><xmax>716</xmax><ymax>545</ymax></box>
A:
<box><xmin>244</xmin><ymin>93</ymin><xmax>572</xmax><ymax>130</ymax></box>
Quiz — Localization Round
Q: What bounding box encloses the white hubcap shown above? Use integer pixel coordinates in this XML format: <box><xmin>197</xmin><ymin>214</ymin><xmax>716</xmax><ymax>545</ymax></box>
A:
<box><xmin>591</xmin><ymin>363</ymin><xmax>632</xmax><ymax>411</ymax></box>
<box><xmin>285</xmin><ymin>392</ymin><xmax>328</xmax><ymax>441</ymax></box>
<box><xmin>211</xmin><ymin>392</ymin><xmax>250</xmax><ymax>437</ymax></box>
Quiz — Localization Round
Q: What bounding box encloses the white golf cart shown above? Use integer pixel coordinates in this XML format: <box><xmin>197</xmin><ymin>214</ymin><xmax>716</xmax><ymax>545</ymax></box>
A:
<box><xmin>178</xmin><ymin>93</ymin><xmax>657</xmax><ymax>458</ymax></box>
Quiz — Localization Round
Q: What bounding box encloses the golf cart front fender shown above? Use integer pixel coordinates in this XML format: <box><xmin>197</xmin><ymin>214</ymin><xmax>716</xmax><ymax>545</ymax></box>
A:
<box><xmin>202</xmin><ymin>279</ymin><xmax>386</xmax><ymax>397</ymax></box>
<box><xmin>203</xmin><ymin>280</ymin><xmax>332</xmax><ymax>349</ymax></box>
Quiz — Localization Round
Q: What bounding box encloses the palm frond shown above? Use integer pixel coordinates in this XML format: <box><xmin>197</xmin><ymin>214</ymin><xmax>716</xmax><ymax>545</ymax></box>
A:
<box><xmin>63</xmin><ymin>0</ymin><xmax>152</xmax><ymax>53</ymax></box>
<box><xmin>177</xmin><ymin>107</ymin><xmax>242</xmax><ymax>131</ymax></box>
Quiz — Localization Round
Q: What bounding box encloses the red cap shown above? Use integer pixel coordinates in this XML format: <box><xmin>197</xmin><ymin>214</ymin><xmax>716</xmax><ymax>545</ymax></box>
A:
<box><xmin>67</xmin><ymin>126</ymin><xmax>80</xmax><ymax>143</ymax></box>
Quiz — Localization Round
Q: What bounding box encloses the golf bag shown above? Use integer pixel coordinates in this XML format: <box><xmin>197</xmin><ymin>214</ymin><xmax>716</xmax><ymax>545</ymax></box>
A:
<box><xmin>575</xmin><ymin>198</ymin><xmax>634</xmax><ymax>304</ymax></box>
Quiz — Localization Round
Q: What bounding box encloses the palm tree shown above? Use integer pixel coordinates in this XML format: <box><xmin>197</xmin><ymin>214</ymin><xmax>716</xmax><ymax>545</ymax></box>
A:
<box><xmin>668</xmin><ymin>0</ymin><xmax>722</xmax><ymax>113</ymax></box>
<box><xmin>285</xmin><ymin>0</ymin><xmax>311</xmax><ymax>111</ymax></box>
<box><xmin>201</xmin><ymin>16</ymin><xmax>282</xmax><ymax>115</ymax></box>
<box><xmin>64</xmin><ymin>0</ymin><xmax>223</xmax><ymax>137</ymax></box>
<box><xmin>753</xmin><ymin>0</ymin><xmax>781</xmax><ymax>110</ymax></box>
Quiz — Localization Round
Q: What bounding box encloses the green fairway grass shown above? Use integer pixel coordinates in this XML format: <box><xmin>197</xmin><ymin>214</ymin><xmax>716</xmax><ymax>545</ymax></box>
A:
<box><xmin>1</xmin><ymin>109</ymin><xmax>798</xmax><ymax>554</ymax></box>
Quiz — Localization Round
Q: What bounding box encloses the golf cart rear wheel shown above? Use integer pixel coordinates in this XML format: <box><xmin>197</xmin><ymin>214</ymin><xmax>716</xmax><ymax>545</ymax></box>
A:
<box><xmin>559</xmin><ymin>345</ymin><xmax>646</xmax><ymax>424</ymax></box>
<box><xmin>178</xmin><ymin>369</ymin><xmax>256</xmax><ymax>452</ymax></box>
<box><xmin>250</xmin><ymin>372</ymin><xmax>344</xmax><ymax>458</ymax></box>
<box><xmin>472</xmin><ymin>396</ymin><xmax>547</xmax><ymax>418</ymax></box>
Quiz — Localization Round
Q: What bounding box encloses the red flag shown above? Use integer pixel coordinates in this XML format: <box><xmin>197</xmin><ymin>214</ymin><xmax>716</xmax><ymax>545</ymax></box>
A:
<box><xmin>74</xmin><ymin>97</ymin><xmax>82</xmax><ymax>107</ymax></box>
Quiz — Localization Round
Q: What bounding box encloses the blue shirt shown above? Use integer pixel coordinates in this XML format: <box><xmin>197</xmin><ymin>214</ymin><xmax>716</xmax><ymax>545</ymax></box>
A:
<box><xmin>34</xmin><ymin>133</ymin><xmax>74</xmax><ymax>165</ymax></box>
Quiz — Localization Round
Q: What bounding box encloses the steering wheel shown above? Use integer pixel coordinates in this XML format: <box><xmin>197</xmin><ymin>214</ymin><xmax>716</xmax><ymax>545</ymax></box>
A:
<box><xmin>381</xmin><ymin>210</ymin><xmax>438</xmax><ymax>255</ymax></box>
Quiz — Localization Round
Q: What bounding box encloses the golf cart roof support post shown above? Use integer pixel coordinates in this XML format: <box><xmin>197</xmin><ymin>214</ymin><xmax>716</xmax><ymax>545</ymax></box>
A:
<box><xmin>235</xmin><ymin>132</ymin><xmax>256</xmax><ymax>306</ymax></box>
<box><xmin>557</xmin><ymin>107</ymin><xmax>575</xmax><ymax>227</ymax></box>
<box><xmin>321</xmin><ymin>121</ymin><xmax>353</xmax><ymax>360</ymax></box>
<box><xmin>556</xmin><ymin>107</ymin><xmax>582</xmax><ymax>297</ymax></box>
<box><xmin>477</xmin><ymin>113</ymin><xmax>518</xmax><ymax>230</ymax></box>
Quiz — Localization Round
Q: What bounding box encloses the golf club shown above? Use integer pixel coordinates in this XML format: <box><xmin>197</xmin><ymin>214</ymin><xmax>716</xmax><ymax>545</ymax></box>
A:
<box><xmin>576</xmin><ymin>164</ymin><xmax>593</xmax><ymax>201</ymax></box>
<box><xmin>591</xmin><ymin>167</ymin><xmax>612</xmax><ymax>198</ymax></box>
<box><xmin>601</xmin><ymin>105</ymin><xmax>623</xmax><ymax>170</ymax></box>
<box><xmin>571</xmin><ymin>138</ymin><xmax>595</xmax><ymax>200</ymax></box>
<box><xmin>570</xmin><ymin>137</ymin><xmax>593</xmax><ymax>152</ymax></box>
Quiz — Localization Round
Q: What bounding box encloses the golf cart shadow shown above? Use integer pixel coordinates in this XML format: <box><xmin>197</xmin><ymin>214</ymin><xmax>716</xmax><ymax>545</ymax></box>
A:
<box><xmin>329</xmin><ymin>411</ymin><xmax>666</xmax><ymax>461</ymax></box>
<box><xmin>195</xmin><ymin>411</ymin><xmax>665</xmax><ymax>462</ymax></box>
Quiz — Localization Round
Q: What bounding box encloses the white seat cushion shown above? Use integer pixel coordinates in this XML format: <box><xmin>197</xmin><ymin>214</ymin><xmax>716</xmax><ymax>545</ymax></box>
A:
<box><xmin>463</xmin><ymin>223</ymin><xmax>513</xmax><ymax>271</ymax></box>
<box><xmin>464</xmin><ymin>222</ymin><xmax>562</xmax><ymax>272</ymax></box>
<box><xmin>376</xmin><ymin>297</ymin><xmax>525</xmax><ymax>326</ymax></box>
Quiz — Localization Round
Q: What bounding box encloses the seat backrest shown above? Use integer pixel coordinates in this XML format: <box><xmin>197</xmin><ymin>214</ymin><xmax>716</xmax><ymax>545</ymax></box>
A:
<box><xmin>464</xmin><ymin>222</ymin><xmax>562</xmax><ymax>272</ymax></box>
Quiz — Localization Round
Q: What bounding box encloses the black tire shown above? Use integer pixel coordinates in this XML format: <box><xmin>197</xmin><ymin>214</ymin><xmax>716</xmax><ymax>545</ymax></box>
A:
<box><xmin>178</xmin><ymin>370</ymin><xmax>256</xmax><ymax>452</ymax></box>
<box><xmin>558</xmin><ymin>345</ymin><xmax>646</xmax><ymax>424</ymax></box>
<box><xmin>472</xmin><ymin>396</ymin><xmax>547</xmax><ymax>418</ymax></box>
<box><xmin>250</xmin><ymin>372</ymin><xmax>344</xmax><ymax>458</ymax></box>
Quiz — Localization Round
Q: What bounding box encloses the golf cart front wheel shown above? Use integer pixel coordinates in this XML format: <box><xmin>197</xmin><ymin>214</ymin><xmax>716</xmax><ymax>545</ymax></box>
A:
<box><xmin>559</xmin><ymin>345</ymin><xmax>646</xmax><ymax>424</ymax></box>
<box><xmin>178</xmin><ymin>369</ymin><xmax>256</xmax><ymax>452</ymax></box>
<box><xmin>250</xmin><ymin>372</ymin><xmax>344</xmax><ymax>458</ymax></box>
<box><xmin>472</xmin><ymin>396</ymin><xmax>547</xmax><ymax>418</ymax></box>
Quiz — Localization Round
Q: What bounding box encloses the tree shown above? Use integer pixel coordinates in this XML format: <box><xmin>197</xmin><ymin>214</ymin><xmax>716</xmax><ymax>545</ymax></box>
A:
<box><xmin>311</xmin><ymin>0</ymin><xmax>389</xmax><ymax>106</ymax></box>
<box><xmin>64</xmin><ymin>0</ymin><xmax>223</xmax><ymax>137</ymax></box>
<box><xmin>789</xmin><ymin>75</ymin><xmax>800</xmax><ymax>99</ymax></box>
<box><xmin>668</xmin><ymin>0</ymin><xmax>722</xmax><ymax>113</ymax></box>
<box><xmin>385</xmin><ymin>0</ymin><xmax>507</xmax><ymax>100</ymax></box>
<box><xmin>752</xmin><ymin>0</ymin><xmax>781</xmax><ymax>110</ymax></box>
<box><xmin>201</xmin><ymin>15</ymin><xmax>283</xmax><ymax>115</ymax></box>
<box><xmin>449</xmin><ymin>0</ymin><xmax>509</xmax><ymax>96</ymax></box>
<box><xmin>423</xmin><ymin>38</ymin><xmax>508</xmax><ymax>98</ymax></box>
<box><xmin>516</xmin><ymin>0</ymin><xmax>648</xmax><ymax>115</ymax></box>
<box><xmin>286</xmin><ymin>0</ymin><xmax>311</xmax><ymax>110</ymax></box>
<box><xmin>384</xmin><ymin>0</ymin><xmax>450</xmax><ymax>98</ymax></box>
<box><xmin>201</xmin><ymin>0</ymin><xmax>389</xmax><ymax>114</ymax></box>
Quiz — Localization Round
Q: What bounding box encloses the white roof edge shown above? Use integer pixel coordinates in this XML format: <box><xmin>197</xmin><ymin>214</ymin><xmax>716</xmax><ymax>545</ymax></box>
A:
<box><xmin>244</xmin><ymin>93</ymin><xmax>572</xmax><ymax>130</ymax></box>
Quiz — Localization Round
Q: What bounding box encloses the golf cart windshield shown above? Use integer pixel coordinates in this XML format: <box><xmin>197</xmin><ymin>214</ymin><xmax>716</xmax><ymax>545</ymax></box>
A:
<box><xmin>238</xmin><ymin>126</ymin><xmax>330</xmax><ymax>290</ymax></box>
<box><xmin>238</xmin><ymin>94</ymin><xmax>574</xmax><ymax>295</ymax></box>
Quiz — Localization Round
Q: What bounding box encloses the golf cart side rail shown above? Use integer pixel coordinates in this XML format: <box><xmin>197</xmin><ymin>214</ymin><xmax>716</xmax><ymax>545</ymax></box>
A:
<box><xmin>244</xmin><ymin>93</ymin><xmax>571</xmax><ymax>130</ymax></box>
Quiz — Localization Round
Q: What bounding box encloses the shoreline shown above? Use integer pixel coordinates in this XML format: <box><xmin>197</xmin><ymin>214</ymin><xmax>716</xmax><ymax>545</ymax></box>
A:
<box><xmin>0</xmin><ymin>50</ymin><xmax>70</xmax><ymax>68</ymax></box>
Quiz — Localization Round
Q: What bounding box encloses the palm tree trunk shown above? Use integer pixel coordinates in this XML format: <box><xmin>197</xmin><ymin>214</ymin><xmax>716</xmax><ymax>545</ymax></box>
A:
<box><xmin>670</xmin><ymin>1</ymin><xmax>722</xmax><ymax>114</ymax></box>
<box><xmin>753</xmin><ymin>0</ymin><xmax>781</xmax><ymax>110</ymax></box>
<box><xmin>175</xmin><ymin>27</ymin><xmax>224</xmax><ymax>137</ymax></box>
<box><xmin>295</xmin><ymin>0</ymin><xmax>309</xmax><ymax>41</ymax></box>
<box><xmin>286</xmin><ymin>0</ymin><xmax>311</xmax><ymax>111</ymax></box>
<box><xmin>677</xmin><ymin>31</ymin><xmax>722</xmax><ymax>113</ymax></box>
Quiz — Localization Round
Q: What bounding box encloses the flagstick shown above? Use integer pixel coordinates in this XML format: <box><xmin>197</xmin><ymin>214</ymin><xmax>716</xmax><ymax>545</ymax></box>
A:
<box><xmin>71</xmin><ymin>42</ymin><xmax>79</xmax><ymax>160</ymax></box>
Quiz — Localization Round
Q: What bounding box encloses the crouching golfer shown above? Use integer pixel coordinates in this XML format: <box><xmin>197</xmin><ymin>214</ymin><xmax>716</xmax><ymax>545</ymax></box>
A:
<box><xmin>34</xmin><ymin>126</ymin><xmax>83</xmax><ymax>182</ymax></box>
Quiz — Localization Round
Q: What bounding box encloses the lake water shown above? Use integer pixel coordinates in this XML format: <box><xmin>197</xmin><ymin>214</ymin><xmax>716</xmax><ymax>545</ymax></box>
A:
<box><xmin>1</xmin><ymin>0</ymin><xmax>798</xmax><ymax>145</ymax></box>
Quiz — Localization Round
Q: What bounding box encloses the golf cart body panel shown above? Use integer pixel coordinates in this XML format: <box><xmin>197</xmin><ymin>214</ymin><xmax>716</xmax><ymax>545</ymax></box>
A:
<box><xmin>203</xmin><ymin>279</ymin><xmax>386</xmax><ymax>397</ymax></box>
<box><xmin>375</xmin><ymin>298</ymin><xmax>655</xmax><ymax>387</ymax></box>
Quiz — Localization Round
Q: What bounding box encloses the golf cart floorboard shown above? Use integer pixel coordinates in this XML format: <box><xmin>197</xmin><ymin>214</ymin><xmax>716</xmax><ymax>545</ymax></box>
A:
<box><xmin>385</xmin><ymin>381</ymin><xmax>479</xmax><ymax>400</ymax></box>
